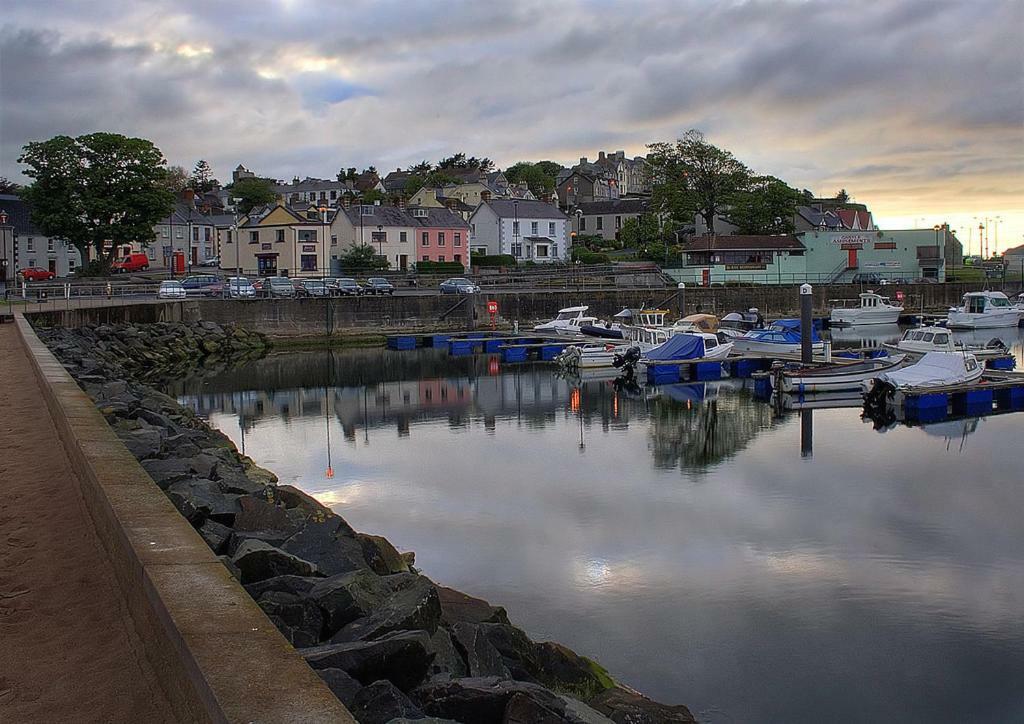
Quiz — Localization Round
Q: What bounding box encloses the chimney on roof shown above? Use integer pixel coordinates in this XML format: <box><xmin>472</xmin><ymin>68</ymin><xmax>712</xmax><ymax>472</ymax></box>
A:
<box><xmin>579</xmin><ymin>157</ymin><xmax>587</xmax><ymax>166</ymax></box>
<box><xmin>397</xmin><ymin>197</ymin><xmax>406</xmax><ymax>209</ymax></box>
<box><xmin>598</xmin><ymin>151</ymin><xmax>605</xmax><ymax>161</ymax></box>
<box><xmin>480</xmin><ymin>190</ymin><xmax>491</xmax><ymax>202</ymax></box>
<box><xmin>342</xmin><ymin>195</ymin><xmax>352</xmax><ymax>209</ymax></box>
<box><xmin>615</xmin><ymin>150</ymin><xmax>625</xmax><ymax>160</ymax></box>
<box><xmin>181</xmin><ymin>189</ymin><xmax>196</xmax><ymax>206</ymax></box>
<box><xmin>444</xmin><ymin>198</ymin><xmax>458</xmax><ymax>211</ymax></box>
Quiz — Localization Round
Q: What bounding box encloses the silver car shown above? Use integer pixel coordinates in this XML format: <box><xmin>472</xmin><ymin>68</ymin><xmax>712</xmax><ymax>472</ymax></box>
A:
<box><xmin>226</xmin><ymin>276</ymin><xmax>256</xmax><ymax>299</ymax></box>
<box><xmin>157</xmin><ymin>280</ymin><xmax>186</xmax><ymax>299</ymax></box>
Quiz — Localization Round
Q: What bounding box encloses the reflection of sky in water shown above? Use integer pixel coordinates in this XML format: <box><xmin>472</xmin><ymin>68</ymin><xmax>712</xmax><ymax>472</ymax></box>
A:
<box><xmin>176</xmin><ymin>330</ymin><xmax>1024</xmax><ymax>723</ymax></box>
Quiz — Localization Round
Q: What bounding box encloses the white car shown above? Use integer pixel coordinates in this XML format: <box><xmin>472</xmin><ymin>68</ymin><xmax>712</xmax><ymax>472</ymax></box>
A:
<box><xmin>157</xmin><ymin>280</ymin><xmax>186</xmax><ymax>299</ymax></box>
<box><xmin>226</xmin><ymin>276</ymin><xmax>257</xmax><ymax>299</ymax></box>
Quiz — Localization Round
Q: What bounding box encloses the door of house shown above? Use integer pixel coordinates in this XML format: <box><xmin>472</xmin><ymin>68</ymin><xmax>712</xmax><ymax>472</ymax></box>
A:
<box><xmin>847</xmin><ymin>249</ymin><xmax>858</xmax><ymax>269</ymax></box>
<box><xmin>48</xmin><ymin>259</ymin><xmax>57</xmax><ymax>274</ymax></box>
<box><xmin>257</xmin><ymin>255</ymin><xmax>278</xmax><ymax>276</ymax></box>
<box><xmin>191</xmin><ymin>247</ymin><xmax>199</xmax><ymax>266</ymax></box>
<box><xmin>399</xmin><ymin>254</ymin><xmax>408</xmax><ymax>271</ymax></box>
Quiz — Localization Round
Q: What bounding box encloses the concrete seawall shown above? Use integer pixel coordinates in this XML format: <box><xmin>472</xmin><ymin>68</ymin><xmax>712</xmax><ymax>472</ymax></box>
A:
<box><xmin>13</xmin><ymin>314</ymin><xmax>355</xmax><ymax>723</ymax></box>
<box><xmin>26</xmin><ymin>281</ymin><xmax>995</xmax><ymax>338</ymax></box>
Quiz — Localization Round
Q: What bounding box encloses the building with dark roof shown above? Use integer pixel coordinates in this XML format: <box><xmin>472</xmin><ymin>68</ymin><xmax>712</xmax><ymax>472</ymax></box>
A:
<box><xmin>468</xmin><ymin>199</ymin><xmax>569</xmax><ymax>263</ymax></box>
<box><xmin>0</xmin><ymin>194</ymin><xmax>82</xmax><ymax>281</ymax></box>
<box><xmin>333</xmin><ymin>203</ymin><xmax>471</xmax><ymax>271</ymax></box>
<box><xmin>572</xmin><ymin>198</ymin><xmax>652</xmax><ymax>242</ymax></box>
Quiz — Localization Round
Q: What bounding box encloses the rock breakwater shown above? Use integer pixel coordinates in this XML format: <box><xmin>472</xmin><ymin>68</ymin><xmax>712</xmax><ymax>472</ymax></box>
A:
<box><xmin>36</xmin><ymin>320</ymin><xmax>696</xmax><ymax>724</ymax></box>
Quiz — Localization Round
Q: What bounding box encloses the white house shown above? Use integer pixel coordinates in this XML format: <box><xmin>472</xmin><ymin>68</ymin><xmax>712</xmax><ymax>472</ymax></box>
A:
<box><xmin>0</xmin><ymin>194</ymin><xmax>82</xmax><ymax>278</ymax></box>
<box><xmin>468</xmin><ymin>199</ymin><xmax>569</xmax><ymax>263</ymax></box>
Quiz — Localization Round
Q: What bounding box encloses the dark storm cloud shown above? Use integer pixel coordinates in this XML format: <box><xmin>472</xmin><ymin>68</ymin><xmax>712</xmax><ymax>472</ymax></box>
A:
<box><xmin>0</xmin><ymin>0</ymin><xmax>1020</xmax><ymax>240</ymax></box>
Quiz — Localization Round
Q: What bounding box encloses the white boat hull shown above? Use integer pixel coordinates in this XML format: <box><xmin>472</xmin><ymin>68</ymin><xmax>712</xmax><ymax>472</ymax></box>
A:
<box><xmin>829</xmin><ymin>308</ymin><xmax>903</xmax><ymax>326</ymax></box>
<box><xmin>731</xmin><ymin>339</ymin><xmax>825</xmax><ymax>356</ymax></box>
<box><xmin>780</xmin><ymin>355</ymin><xmax>906</xmax><ymax>393</ymax></box>
<box><xmin>946</xmin><ymin>310</ymin><xmax>1020</xmax><ymax>329</ymax></box>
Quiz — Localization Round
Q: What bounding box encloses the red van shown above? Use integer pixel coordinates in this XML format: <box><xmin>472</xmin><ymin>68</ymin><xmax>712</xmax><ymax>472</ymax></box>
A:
<box><xmin>112</xmin><ymin>253</ymin><xmax>150</xmax><ymax>273</ymax></box>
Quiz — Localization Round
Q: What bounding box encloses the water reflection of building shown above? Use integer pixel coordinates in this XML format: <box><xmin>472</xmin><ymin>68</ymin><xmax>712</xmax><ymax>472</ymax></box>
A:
<box><xmin>174</xmin><ymin>349</ymin><xmax>780</xmax><ymax>472</ymax></box>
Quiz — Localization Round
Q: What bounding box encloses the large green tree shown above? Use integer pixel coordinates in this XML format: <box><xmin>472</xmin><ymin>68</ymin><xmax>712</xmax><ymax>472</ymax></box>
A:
<box><xmin>230</xmin><ymin>177</ymin><xmax>276</xmax><ymax>214</ymax></box>
<box><xmin>648</xmin><ymin>129</ymin><xmax>750</xmax><ymax>234</ymax></box>
<box><xmin>0</xmin><ymin>177</ymin><xmax>21</xmax><ymax>194</ymax></box>
<box><xmin>617</xmin><ymin>213</ymin><xmax>664</xmax><ymax>249</ymax></box>
<box><xmin>504</xmin><ymin>161</ymin><xmax>558</xmax><ymax>196</ymax></box>
<box><xmin>163</xmin><ymin>164</ymin><xmax>190</xmax><ymax>194</ymax></box>
<box><xmin>726</xmin><ymin>175</ymin><xmax>802</xmax><ymax>234</ymax></box>
<box><xmin>338</xmin><ymin>244</ymin><xmax>389</xmax><ymax>271</ymax></box>
<box><xmin>18</xmin><ymin>133</ymin><xmax>176</xmax><ymax>271</ymax></box>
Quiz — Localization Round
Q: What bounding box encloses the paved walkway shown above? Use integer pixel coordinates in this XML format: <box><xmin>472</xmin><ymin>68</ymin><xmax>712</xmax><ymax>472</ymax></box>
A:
<box><xmin>0</xmin><ymin>323</ymin><xmax>177</xmax><ymax>723</ymax></box>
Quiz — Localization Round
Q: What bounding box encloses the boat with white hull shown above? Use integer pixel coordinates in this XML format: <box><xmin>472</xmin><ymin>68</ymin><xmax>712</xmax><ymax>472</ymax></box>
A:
<box><xmin>779</xmin><ymin>354</ymin><xmax>907</xmax><ymax>393</ymax></box>
<box><xmin>862</xmin><ymin>352</ymin><xmax>983</xmax><ymax>395</ymax></box>
<box><xmin>534</xmin><ymin>306</ymin><xmax>599</xmax><ymax>336</ymax></box>
<box><xmin>947</xmin><ymin>291</ymin><xmax>1020</xmax><ymax>329</ymax></box>
<box><xmin>882</xmin><ymin>327</ymin><xmax>1010</xmax><ymax>361</ymax></box>
<box><xmin>731</xmin><ymin>319</ymin><xmax>825</xmax><ymax>356</ymax></box>
<box><xmin>829</xmin><ymin>291</ymin><xmax>904</xmax><ymax>327</ymax></box>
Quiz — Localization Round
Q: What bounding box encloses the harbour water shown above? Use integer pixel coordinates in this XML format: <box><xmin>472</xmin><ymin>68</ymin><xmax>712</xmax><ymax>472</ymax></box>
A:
<box><xmin>172</xmin><ymin>327</ymin><xmax>1024</xmax><ymax>723</ymax></box>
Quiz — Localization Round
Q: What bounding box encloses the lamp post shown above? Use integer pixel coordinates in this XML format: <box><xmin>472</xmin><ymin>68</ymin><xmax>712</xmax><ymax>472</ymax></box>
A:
<box><xmin>377</xmin><ymin>224</ymin><xmax>383</xmax><ymax>257</ymax></box>
<box><xmin>232</xmin><ymin>198</ymin><xmax>242</xmax><ymax>293</ymax></box>
<box><xmin>319</xmin><ymin>204</ymin><xmax>329</xmax><ymax>285</ymax></box>
<box><xmin>187</xmin><ymin>209</ymin><xmax>194</xmax><ymax>277</ymax></box>
<box><xmin>513</xmin><ymin>199</ymin><xmax>519</xmax><ymax>260</ymax></box>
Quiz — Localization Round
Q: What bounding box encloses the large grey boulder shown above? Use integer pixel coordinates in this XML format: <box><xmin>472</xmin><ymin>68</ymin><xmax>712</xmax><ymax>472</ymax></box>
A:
<box><xmin>425</xmin><ymin>627</ymin><xmax>469</xmax><ymax>680</ymax></box>
<box><xmin>412</xmin><ymin>677</ymin><xmax>575</xmax><ymax>724</ymax></box>
<box><xmin>436</xmin><ymin>585</ymin><xmax>510</xmax><ymax>627</ymax></box>
<box><xmin>167</xmin><ymin>478</ymin><xmax>241</xmax><ymax>525</ymax></box>
<box><xmin>308</xmin><ymin>570</ymin><xmax>392</xmax><ymax>637</ymax></box>
<box><xmin>331</xmin><ymin>574</ymin><xmax>442</xmax><ymax>643</ymax></box>
<box><xmin>588</xmin><ymin>687</ymin><xmax>696</xmax><ymax>723</ymax></box>
<box><xmin>230</xmin><ymin>539</ymin><xmax>317</xmax><ymax>583</ymax></box>
<box><xmin>450</xmin><ymin>622</ymin><xmax>508</xmax><ymax>678</ymax></box>
<box><xmin>256</xmin><ymin>589</ymin><xmax>325</xmax><ymax>647</ymax></box>
<box><xmin>314</xmin><ymin>667</ymin><xmax>362</xmax><ymax>707</ymax></box>
<box><xmin>303</xmin><ymin>630</ymin><xmax>434</xmax><ymax>691</ymax></box>
<box><xmin>349</xmin><ymin>680</ymin><xmax>425</xmax><ymax>724</ymax></box>
<box><xmin>281</xmin><ymin>518</ymin><xmax>369</xmax><ymax>577</ymax></box>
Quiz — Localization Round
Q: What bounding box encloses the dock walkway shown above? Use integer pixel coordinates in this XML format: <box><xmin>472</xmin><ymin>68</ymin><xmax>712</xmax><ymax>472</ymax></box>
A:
<box><xmin>0</xmin><ymin>323</ymin><xmax>177</xmax><ymax>722</ymax></box>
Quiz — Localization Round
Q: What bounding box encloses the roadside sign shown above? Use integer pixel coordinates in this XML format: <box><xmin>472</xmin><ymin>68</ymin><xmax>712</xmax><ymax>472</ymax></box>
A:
<box><xmin>487</xmin><ymin>300</ymin><xmax>498</xmax><ymax>315</ymax></box>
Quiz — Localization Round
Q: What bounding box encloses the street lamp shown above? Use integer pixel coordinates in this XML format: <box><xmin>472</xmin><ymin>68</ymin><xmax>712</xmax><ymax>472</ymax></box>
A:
<box><xmin>319</xmin><ymin>204</ymin><xmax>329</xmax><ymax>285</ymax></box>
<box><xmin>232</xmin><ymin>197</ymin><xmax>243</xmax><ymax>291</ymax></box>
<box><xmin>377</xmin><ymin>224</ymin><xmax>383</xmax><ymax>257</ymax></box>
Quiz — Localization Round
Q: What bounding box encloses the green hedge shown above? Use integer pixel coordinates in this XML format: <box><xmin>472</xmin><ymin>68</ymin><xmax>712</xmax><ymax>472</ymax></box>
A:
<box><xmin>571</xmin><ymin>249</ymin><xmax>611</xmax><ymax>265</ymax></box>
<box><xmin>470</xmin><ymin>254</ymin><xmax>517</xmax><ymax>267</ymax></box>
<box><xmin>414</xmin><ymin>261</ymin><xmax>465</xmax><ymax>273</ymax></box>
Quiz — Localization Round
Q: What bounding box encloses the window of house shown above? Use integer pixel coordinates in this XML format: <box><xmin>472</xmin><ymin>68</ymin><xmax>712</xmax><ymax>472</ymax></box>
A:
<box><xmin>331</xmin><ymin>235</ymin><xmax>338</xmax><ymax>246</ymax></box>
<box><xmin>68</xmin><ymin>258</ymin><xmax>76</xmax><ymax>270</ymax></box>
<box><xmin>298</xmin><ymin>230</ymin><xmax>317</xmax><ymax>242</ymax></box>
<box><xmin>147</xmin><ymin>247</ymin><xmax>156</xmax><ymax>259</ymax></box>
<box><xmin>454</xmin><ymin>233</ymin><xmax>461</xmax><ymax>246</ymax></box>
<box><xmin>226</xmin><ymin>230</ymin><xmax>233</xmax><ymax>244</ymax></box>
<box><xmin>548</xmin><ymin>222</ymin><xmax>555</xmax><ymax>235</ymax></box>
<box><xmin>400</xmin><ymin>231</ymin><xmax>407</xmax><ymax>243</ymax></box>
<box><xmin>438</xmin><ymin>232</ymin><xmax>445</xmax><ymax>246</ymax></box>
<box><xmin>438</xmin><ymin>255</ymin><xmax>445</xmax><ymax>262</ymax></box>
<box><xmin>422</xmin><ymin>255</ymin><xmax>430</xmax><ymax>262</ymax></box>
<box><xmin>536</xmin><ymin>245</ymin><xmax>549</xmax><ymax>258</ymax></box>
<box><xmin>552</xmin><ymin>243</ymin><xmax>558</xmax><ymax>257</ymax></box>
<box><xmin>470</xmin><ymin>223</ymin><xmax>475</xmax><ymax>234</ymax></box>
<box><xmin>512</xmin><ymin>221</ymin><xmax>520</xmax><ymax>235</ymax></box>
<box><xmin>300</xmin><ymin>255</ymin><xmax>317</xmax><ymax>271</ymax></box>
<box><xmin>193</xmin><ymin>227</ymin><xmax>199</xmax><ymax>241</ymax></box>
<box><xmin>615</xmin><ymin>216</ymin><xmax>622</xmax><ymax>229</ymax></box>
<box><xmin>422</xmin><ymin>232</ymin><xmax>429</xmax><ymax>246</ymax></box>
<box><xmin>579</xmin><ymin>217</ymin><xmax>586</xmax><ymax>231</ymax></box>
<box><xmin>28</xmin><ymin>258</ymin><xmax>36</xmax><ymax>267</ymax></box>
<box><xmin>330</xmin><ymin>190</ymin><xmax>337</xmax><ymax>200</ymax></box>
<box><xmin>162</xmin><ymin>227</ymin><xmax>169</xmax><ymax>238</ymax></box>
<box><xmin>531</xmin><ymin>221</ymin><xmax>538</xmax><ymax>235</ymax></box>
<box><xmin>204</xmin><ymin>228</ymin><xmax>211</xmax><ymax>241</ymax></box>
<box><xmin>596</xmin><ymin>217</ymin><xmax>603</xmax><ymax>230</ymax></box>
<box><xmin>249</xmin><ymin>231</ymin><xmax>259</xmax><ymax>243</ymax></box>
<box><xmin>512</xmin><ymin>243</ymin><xmax>522</xmax><ymax>257</ymax></box>
<box><xmin>454</xmin><ymin>254</ymin><xmax>461</xmax><ymax>263</ymax></box>
<box><xmin>176</xmin><ymin>229</ymin><xmax>183</xmax><ymax>238</ymax></box>
<box><xmin>47</xmin><ymin>239</ymin><xmax>54</xmax><ymax>252</ymax></box>
<box><xmin>276</xmin><ymin>229</ymin><xmax>286</xmax><ymax>242</ymax></box>
<box><xmin>26</xmin><ymin>238</ymin><xmax>34</xmax><ymax>252</ymax></box>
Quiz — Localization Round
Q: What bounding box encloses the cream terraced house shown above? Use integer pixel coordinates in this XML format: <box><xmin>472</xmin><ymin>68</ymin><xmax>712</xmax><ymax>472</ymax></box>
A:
<box><xmin>220</xmin><ymin>203</ymin><xmax>336</xmax><ymax>278</ymax></box>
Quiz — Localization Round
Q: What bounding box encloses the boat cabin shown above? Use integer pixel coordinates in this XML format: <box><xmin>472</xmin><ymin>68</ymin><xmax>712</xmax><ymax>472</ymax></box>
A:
<box><xmin>896</xmin><ymin>328</ymin><xmax>954</xmax><ymax>352</ymax></box>
<box><xmin>961</xmin><ymin>291</ymin><xmax>1012</xmax><ymax>314</ymax></box>
<box><xmin>552</xmin><ymin>306</ymin><xmax>590</xmax><ymax>321</ymax></box>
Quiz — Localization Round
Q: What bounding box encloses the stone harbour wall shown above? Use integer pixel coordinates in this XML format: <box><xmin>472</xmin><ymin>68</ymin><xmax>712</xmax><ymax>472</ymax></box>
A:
<box><xmin>35</xmin><ymin>320</ymin><xmax>696</xmax><ymax>724</ymax></box>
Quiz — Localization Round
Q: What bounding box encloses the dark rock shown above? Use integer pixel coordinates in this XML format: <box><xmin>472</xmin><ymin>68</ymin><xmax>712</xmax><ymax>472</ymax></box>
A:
<box><xmin>332</xmin><ymin>574</ymin><xmax>442</xmax><ymax>643</ymax></box>
<box><xmin>133</xmin><ymin>408</ymin><xmax>175</xmax><ymax>429</ymax></box>
<box><xmin>188</xmin><ymin>452</ymin><xmax>220</xmax><ymax>479</ymax></box>
<box><xmin>350</xmin><ymin>680</ymin><xmax>425</xmax><ymax>724</ymax></box>
<box><xmin>534</xmin><ymin>643</ymin><xmax>615</xmax><ymax>702</ymax></box>
<box><xmin>425</xmin><ymin>627</ymin><xmax>469</xmax><ymax>680</ymax></box>
<box><xmin>303</xmin><ymin>630</ymin><xmax>434</xmax><ymax>691</ymax></box>
<box><xmin>141</xmin><ymin>458</ymin><xmax>194</xmax><ymax>488</ymax></box>
<box><xmin>588</xmin><ymin>687</ymin><xmax>696</xmax><ymax>724</ymax></box>
<box><xmin>359</xmin><ymin>533</ymin><xmax>411</xmax><ymax>575</ymax></box>
<box><xmin>309</xmin><ymin>570</ymin><xmax>391</xmax><ymax>637</ymax></box>
<box><xmin>198</xmin><ymin>518</ymin><xmax>233</xmax><ymax>554</ymax></box>
<box><xmin>215</xmin><ymin>464</ymin><xmax>268</xmax><ymax>495</ymax></box>
<box><xmin>265</xmin><ymin>484</ymin><xmax>339</xmax><ymax>522</ymax></box>
<box><xmin>478</xmin><ymin>623</ymin><xmax>542</xmax><ymax>682</ymax></box>
<box><xmin>244</xmin><ymin>575</ymin><xmax>320</xmax><ymax>600</ymax></box>
<box><xmin>231</xmin><ymin>539</ymin><xmax>317</xmax><ymax>584</ymax></box>
<box><xmin>233</xmin><ymin>496</ymin><xmax>299</xmax><ymax>535</ymax></box>
<box><xmin>503</xmin><ymin>692</ymin><xmax>571</xmax><ymax>724</ymax></box>
<box><xmin>257</xmin><ymin>590</ymin><xmax>325</xmax><ymax>647</ymax></box>
<box><xmin>167</xmin><ymin>478</ymin><xmax>241</xmax><ymax>525</ymax></box>
<box><xmin>315</xmin><ymin>668</ymin><xmax>362</xmax><ymax>707</ymax></box>
<box><xmin>412</xmin><ymin>677</ymin><xmax>568</xmax><ymax>724</ymax></box>
<box><xmin>281</xmin><ymin>519</ymin><xmax>369</xmax><ymax>577</ymax></box>
<box><xmin>117</xmin><ymin>427</ymin><xmax>163</xmax><ymax>458</ymax></box>
<box><xmin>218</xmin><ymin>555</ymin><xmax>242</xmax><ymax>580</ymax></box>
<box><xmin>437</xmin><ymin>586</ymin><xmax>510</xmax><ymax>627</ymax></box>
<box><xmin>450</xmin><ymin>622</ymin><xmax>508</xmax><ymax>678</ymax></box>
<box><xmin>226</xmin><ymin>530</ymin><xmax>292</xmax><ymax>557</ymax></box>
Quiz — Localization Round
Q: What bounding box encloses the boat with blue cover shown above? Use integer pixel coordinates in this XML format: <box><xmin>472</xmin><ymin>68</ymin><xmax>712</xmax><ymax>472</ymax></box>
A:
<box><xmin>731</xmin><ymin>319</ymin><xmax>825</xmax><ymax>356</ymax></box>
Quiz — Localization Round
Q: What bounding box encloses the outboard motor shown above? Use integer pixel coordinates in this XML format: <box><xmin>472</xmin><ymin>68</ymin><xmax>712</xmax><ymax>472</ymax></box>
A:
<box><xmin>612</xmin><ymin>345</ymin><xmax>641</xmax><ymax>369</ymax></box>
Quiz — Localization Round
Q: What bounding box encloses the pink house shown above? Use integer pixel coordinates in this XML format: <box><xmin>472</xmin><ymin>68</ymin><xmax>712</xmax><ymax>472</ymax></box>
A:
<box><xmin>409</xmin><ymin>207</ymin><xmax>472</xmax><ymax>270</ymax></box>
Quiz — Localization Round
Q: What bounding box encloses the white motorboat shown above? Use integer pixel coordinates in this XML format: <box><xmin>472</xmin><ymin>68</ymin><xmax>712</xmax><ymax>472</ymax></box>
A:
<box><xmin>731</xmin><ymin>319</ymin><xmax>825</xmax><ymax>356</ymax></box>
<box><xmin>883</xmin><ymin>326</ymin><xmax>1010</xmax><ymax>361</ymax></box>
<box><xmin>534</xmin><ymin>306</ymin><xmax>598</xmax><ymax>336</ymax></box>
<box><xmin>829</xmin><ymin>291</ymin><xmax>904</xmax><ymax>327</ymax></box>
<box><xmin>946</xmin><ymin>291</ymin><xmax>1019</xmax><ymax>329</ymax></box>
<box><xmin>779</xmin><ymin>354</ymin><xmax>907</xmax><ymax>393</ymax></box>
<box><xmin>862</xmin><ymin>352</ymin><xmax>983</xmax><ymax>395</ymax></box>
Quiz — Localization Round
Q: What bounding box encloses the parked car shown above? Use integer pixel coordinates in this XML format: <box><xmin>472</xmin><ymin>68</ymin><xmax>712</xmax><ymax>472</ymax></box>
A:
<box><xmin>331</xmin><ymin>278</ymin><xmax>364</xmax><ymax>296</ymax></box>
<box><xmin>200</xmin><ymin>256</ymin><xmax>220</xmax><ymax>267</ymax></box>
<box><xmin>439</xmin><ymin>277</ymin><xmax>481</xmax><ymax>294</ymax></box>
<box><xmin>180</xmin><ymin>274</ymin><xmax>223</xmax><ymax>296</ymax></box>
<box><xmin>157</xmin><ymin>280</ymin><xmax>187</xmax><ymax>299</ymax></box>
<box><xmin>365</xmin><ymin>277</ymin><xmax>395</xmax><ymax>295</ymax></box>
<box><xmin>112</xmin><ymin>253</ymin><xmax>150</xmax><ymax>273</ymax></box>
<box><xmin>18</xmin><ymin>267</ymin><xmax>56</xmax><ymax>281</ymax></box>
<box><xmin>226</xmin><ymin>276</ymin><xmax>256</xmax><ymax>299</ymax></box>
<box><xmin>264</xmin><ymin>276</ymin><xmax>296</xmax><ymax>297</ymax></box>
<box><xmin>296</xmin><ymin>279</ymin><xmax>329</xmax><ymax>297</ymax></box>
<box><xmin>851</xmin><ymin>273</ymin><xmax>890</xmax><ymax>285</ymax></box>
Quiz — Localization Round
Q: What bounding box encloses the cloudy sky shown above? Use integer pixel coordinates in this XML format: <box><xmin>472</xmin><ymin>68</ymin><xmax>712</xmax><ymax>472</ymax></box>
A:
<box><xmin>1</xmin><ymin>0</ymin><xmax>1021</xmax><ymax>251</ymax></box>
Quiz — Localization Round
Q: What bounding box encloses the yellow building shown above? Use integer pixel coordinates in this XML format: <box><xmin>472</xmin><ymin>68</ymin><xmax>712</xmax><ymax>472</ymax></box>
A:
<box><xmin>220</xmin><ymin>203</ymin><xmax>336</xmax><ymax>278</ymax></box>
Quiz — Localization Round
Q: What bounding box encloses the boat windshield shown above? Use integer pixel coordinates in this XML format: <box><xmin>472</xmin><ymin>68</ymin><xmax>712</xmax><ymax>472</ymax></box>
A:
<box><xmin>933</xmin><ymin>332</ymin><xmax>949</xmax><ymax>345</ymax></box>
<box><xmin>990</xmin><ymin>297</ymin><xmax>1010</xmax><ymax>307</ymax></box>
<box><xmin>556</xmin><ymin>311</ymin><xmax>581</xmax><ymax>320</ymax></box>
